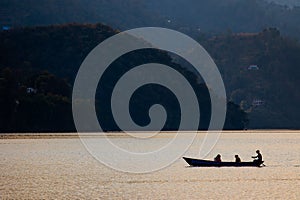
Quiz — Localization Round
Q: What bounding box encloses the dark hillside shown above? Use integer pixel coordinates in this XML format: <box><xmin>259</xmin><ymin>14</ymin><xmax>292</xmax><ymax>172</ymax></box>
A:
<box><xmin>0</xmin><ymin>23</ymin><xmax>248</xmax><ymax>132</ymax></box>
<box><xmin>201</xmin><ymin>28</ymin><xmax>300</xmax><ymax>128</ymax></box>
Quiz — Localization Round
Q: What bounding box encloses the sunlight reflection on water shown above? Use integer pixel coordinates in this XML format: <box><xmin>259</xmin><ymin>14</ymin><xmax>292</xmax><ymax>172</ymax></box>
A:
<box><xmin>0</xmin><ymin>130</ymin><xmax>299</xmax><ymax>199</ymax></box>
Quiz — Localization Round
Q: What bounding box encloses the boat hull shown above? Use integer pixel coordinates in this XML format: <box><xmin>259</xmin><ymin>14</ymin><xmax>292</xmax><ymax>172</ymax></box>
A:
<box><xmin>183</xmin><ymin>157</ymin><xmax>264</xmax><ymax>167</ymax></box>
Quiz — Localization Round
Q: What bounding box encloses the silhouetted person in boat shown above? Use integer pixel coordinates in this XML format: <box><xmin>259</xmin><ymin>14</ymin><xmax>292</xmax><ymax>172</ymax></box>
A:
<box><xmin>235</xmin><ymin>155</ymin><xmax>241</xmax><ymax>163</ymax></box>
<box><xmin>252</xmin><ymin>150</ymin><xmax>263</xmax><ymax>163</ymax></box>
<box><xmin>214</xmin><ymin>154</ymin><xmax>221</xmax><ymax>162</ymax></box>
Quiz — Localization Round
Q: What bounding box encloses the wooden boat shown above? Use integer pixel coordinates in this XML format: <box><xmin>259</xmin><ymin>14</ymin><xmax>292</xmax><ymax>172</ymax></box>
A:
<box><xmin>183</xmin><ymin>157</ymin><xmax>264</xmax><ymax>167</ymax></box>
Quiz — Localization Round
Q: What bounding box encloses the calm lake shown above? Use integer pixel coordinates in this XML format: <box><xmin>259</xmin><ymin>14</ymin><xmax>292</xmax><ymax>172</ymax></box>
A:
<box><xmin>1</xmin><ymin>131</ymin><xmax>299</xmax><ymax>199</ymax></box>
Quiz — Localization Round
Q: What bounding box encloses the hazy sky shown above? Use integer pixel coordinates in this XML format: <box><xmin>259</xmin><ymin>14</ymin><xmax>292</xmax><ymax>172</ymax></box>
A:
<box><xmin>265</xmin><ymin>0</ymin><xmax>300</xmax><ymax>6</ymax></box>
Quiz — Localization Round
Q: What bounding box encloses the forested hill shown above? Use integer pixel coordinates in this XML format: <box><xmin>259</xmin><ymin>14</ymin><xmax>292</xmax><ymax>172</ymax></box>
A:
<box><xmin>200</xmin><ymin>28</ymin><xmax>300</xmax><ymax>129</ymax></box>
<box><xmin>1</xmin><ymin>0</ymin><xmax>300</xmax><ymax>39</ymax></box>
<box><xmin>0</xmin><ymin>23</ymin><xmax>248</xmax><ymax>132</ymax></box>
<box><xmin>1</xmin><ymin>23</ymin><xmax>300</xmax><ymax>130</ymax></box>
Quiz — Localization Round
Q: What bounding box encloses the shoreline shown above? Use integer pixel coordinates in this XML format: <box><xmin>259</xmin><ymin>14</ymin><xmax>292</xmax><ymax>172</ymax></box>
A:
<box><xmin>0</xmin><ymin>130</ymin><xmax>299</xmax><ymax>139</ymax></box>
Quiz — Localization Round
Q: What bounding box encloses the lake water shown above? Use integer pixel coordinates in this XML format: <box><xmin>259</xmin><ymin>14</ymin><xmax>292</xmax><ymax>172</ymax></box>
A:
<box><xmin>1</xmin><ymin>131</ymin><xmax>299</xmax><ymax>199</ymax></box>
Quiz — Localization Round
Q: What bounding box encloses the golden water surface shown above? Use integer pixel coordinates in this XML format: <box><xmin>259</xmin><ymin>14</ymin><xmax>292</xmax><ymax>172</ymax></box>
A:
<box><xmin>1</xmin><ymin>131</ymin><xmax>299</xmax><ymax>199</ymax></box>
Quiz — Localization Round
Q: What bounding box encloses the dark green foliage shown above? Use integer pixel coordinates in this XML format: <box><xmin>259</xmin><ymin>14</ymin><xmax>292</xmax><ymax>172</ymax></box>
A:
<box><xmin>201</xmin><ymin>28</ymin><xmax>300</xmax><ymax>129</ymax></box>
<box><xmin>95</xmin><ymin>49</ymin><xmax>218</xmax><ymax>131</ymax></box>
<box><xmin>0</xmin><ymin>69</ymin><xmax>74</xmax><ymax>132</ymax></box>
<box><xmin>226</xmin><ymin>102</ymin><xmax>249</xmax><ymax>130</ymax></box>
<box><xmin>0</xmin><ymin>68</ymin><xmax>18</xmax><ymax>131</ymax></box>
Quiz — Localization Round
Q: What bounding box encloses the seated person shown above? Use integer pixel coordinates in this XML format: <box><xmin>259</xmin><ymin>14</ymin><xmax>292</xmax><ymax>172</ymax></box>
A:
<box><xmin>235</xmin><ymin>155</ymin><xmax>241</xmax><ymax>163</ymax></box>
<box><xmin>214</xmin><ymin>154</ymin><xmax>222</xmax><ymax>162</ymax></box>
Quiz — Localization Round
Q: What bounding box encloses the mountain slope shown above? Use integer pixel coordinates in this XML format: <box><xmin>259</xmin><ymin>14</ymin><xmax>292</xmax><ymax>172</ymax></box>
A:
<box><xmin>0</xmin><ymin>23</ymin><xmax>248</xmax><ymax>132</ymax></box>
<box><xmin>200</xmin><ymin>28</ymin><xmax>300</xmax><ymax>128</ymax></box>
<box><xmin>1</xmin><ymin>23</ymin><xmax>300</xmax><ymax>129</ymax></box>
<box><xmin>145</xmin><ymin>0</ymin><xmax>300</xmax><ymax>38</ymax></box>
<box><xmin>1</xmin><ymin>0</ymin><xmax>300</xmax><ymax>39</ymax></box>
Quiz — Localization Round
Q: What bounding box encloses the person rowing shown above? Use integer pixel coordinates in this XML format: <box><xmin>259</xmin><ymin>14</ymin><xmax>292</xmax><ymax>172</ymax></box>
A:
<box><xmin>252</xmin><ymin>150</ymin><xmax>263</xmax><ymax>164</ymax></box>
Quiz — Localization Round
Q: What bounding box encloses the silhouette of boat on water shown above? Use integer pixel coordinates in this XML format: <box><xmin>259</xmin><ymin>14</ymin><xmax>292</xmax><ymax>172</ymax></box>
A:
<box><xmin>183</xmin><ymin>157</ymin><xmax>264</xmax><ymax>167</ymax></box>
